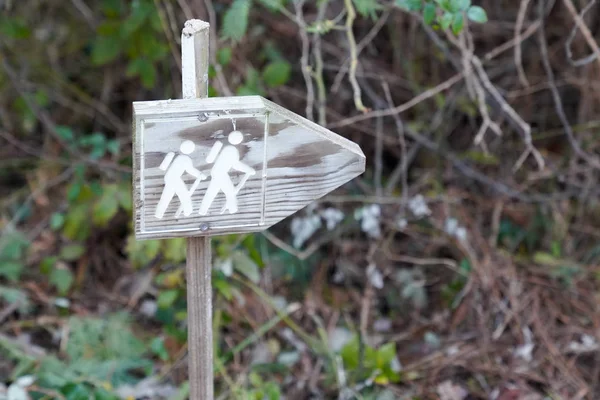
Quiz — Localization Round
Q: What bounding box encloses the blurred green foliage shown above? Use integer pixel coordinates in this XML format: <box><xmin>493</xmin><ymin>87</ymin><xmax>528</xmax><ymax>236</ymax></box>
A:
<box><xmin>1</xmin><ymin>314</ymin><xmax>153</xmax><ymax>399</ymax></box>
<box><xmin>0</xmin><ymin>0</ymin><xmax>494</xmax><ymax>398</ymax></box>
<box><xmin>340</xmin><ymin>336</ymin><xmax>401</xmax><ymax>385</ymax></box>
<box><xmin>92</xmin><ymin>0</ymin><xmax>169</xmax><ymax>88</ymax></box>
<box><xmin>397</xmin><ymin>0</ymin><xmax>487</xmax><ymax>34</ymax></box>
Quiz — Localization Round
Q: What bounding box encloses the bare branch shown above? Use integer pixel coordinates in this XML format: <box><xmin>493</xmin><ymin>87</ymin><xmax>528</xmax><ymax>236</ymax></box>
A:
<box><xmin>538</xmin><ymin>0</ymin><xmax>600</xmax><ymax>170</ymax></box>
<box><xmin>564</xmin><ymin>0</ymin><xmax>599</xmax><ymax>67</ymax></box>
<box><xmin>515</xmin><ymin>0</ymin><xmax>532</xmax><ymax>86</ymax></box>
<box><xmin>293</xmin><ymin>0</ymin><xmax>315</xmax><ymax>121</ymax></box>
<box><xmin>343</xmin><ymin>0</ymin><xmax>368</xmax><ymax>113</ymax></box>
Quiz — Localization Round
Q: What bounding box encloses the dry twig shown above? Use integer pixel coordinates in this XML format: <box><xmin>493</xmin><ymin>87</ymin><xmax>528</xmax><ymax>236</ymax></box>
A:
<box><xmin>293</xmin><ymin>0</ymin><xmax>316</xmax><ymax>121</ymax></box>
<box><xmin>515</xmin><ymin>0</ymin><xmax>532</xmax><ymax>86</ymax></box>
<box><xmin>343</xmin><ymin>0</ymin><xmax>368</xmax><ymax>113</ymax></box>
<box><xmin>563</xmin><ymin>0</ymin><xmax>600</xmax><ymax>69</ymax></box>
<box><xmin>538</xmin><ymin>0</ymin><xmax>600</xmax><ymax>170</ymax></box>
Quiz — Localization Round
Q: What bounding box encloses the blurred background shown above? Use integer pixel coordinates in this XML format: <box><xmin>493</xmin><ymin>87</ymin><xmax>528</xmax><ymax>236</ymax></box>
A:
<box><xmin>1</xmin><ymin>0</ymin><xmax>600</xmax><ymax>398</ymax></box>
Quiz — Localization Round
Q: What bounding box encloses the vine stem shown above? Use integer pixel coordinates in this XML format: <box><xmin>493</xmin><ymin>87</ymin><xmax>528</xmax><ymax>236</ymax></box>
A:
<box><xmin>343</xmin><ymin>0</ymin><xmax>368</xmax><ymax>113</ymax></box>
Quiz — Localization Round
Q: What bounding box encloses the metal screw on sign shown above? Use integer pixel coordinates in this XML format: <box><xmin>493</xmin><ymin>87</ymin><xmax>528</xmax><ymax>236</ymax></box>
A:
<box><xmin>131</xmin><ymin>19</ymin><xmax>365</xmax><ymax>400</ymax></box>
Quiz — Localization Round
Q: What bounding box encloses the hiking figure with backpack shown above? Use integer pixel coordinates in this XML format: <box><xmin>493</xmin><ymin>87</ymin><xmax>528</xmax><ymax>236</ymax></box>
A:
<box><xmin>199</xmin><ymin>130</ymin><xmax>256</xmax><ymax>215</ymax></box>
<box><xmin>155</xmin><ymin>140</ymin><xmax>206</xmax><ymax>219</ymax></box>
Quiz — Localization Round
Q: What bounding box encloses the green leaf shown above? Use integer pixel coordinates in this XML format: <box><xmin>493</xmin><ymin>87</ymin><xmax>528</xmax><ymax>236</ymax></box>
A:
<box><xmin>63</xmin><ymin>204</ymin><xmax>91</xmax><ymax>241</ymax></box>
<box><xmin>0</xmin><ymin>286</ymin><xmax>28</xmax><ymax>305</ymax></box>
<box><xmin>0</xmin><ymin>230</ymin><xmax>29</xmax><ymax>260</ymax></box>
<box><xmin>246</xmin><ymin>67</ymin><xmax>260</xmax><ymax>88</ymax></box>
<box><xmin>423</xmin><ymin>3</ymin><xmax>437</xmax><ymax>24</ymax></box>
<box><xmin>162</xmin><ymin>239</ymin><xmax>186</xmax><ymax>263</ymax></box>
<box><xmin>126</xmin><ymin>58</ymin><xmax>157</xmax><ymax>89</ymax></box>
<box><xmin>50</xmin><ymin>213</ymin><xmax>65</xmax><ymax>230</ymax></box>
<box><xmin>93</xmin><ymin>185</ymin><xmax>119</xmax><ymax>226</ymax></box>
<box><xmin>122</xmin><ymin>2</ymin><xmax>153</xmax><ymax>37</ymax></box>
<box><xmin>262</xmin><ymin>60</ymin><xmax>291</xmax><ymax>88</ymax></box>
<box><xmin>214</xmin><ymin>279</ymin><xmax>233</xmax><ymax>300</ymax></box>
<box><xmin>40</xmin><ymin>256</ymin><xmax>57</xmax><ymax>274</ymax></box>
<box><xmin>438</xmin><ymin>11</ymin><xmax>453</xmax><ymax>30</ymax></box>
<box><xmin>79</xmin><ymin>132</ymin><xmax>106</xmax><ymax>147</ymax></box>
<box><xmin>97</xmin><ymin>20</ymin><xmax>122</xmax><ymax>36</ymax></box>
<box><xmin>60</xmin><ymin>244</ymin><xmax>85</xmax><ymax>261</ymax></box>
<box><xmin>256</xmin><ymin>0</ymin><xmax>285</xmax><ymax>11</ymax></box>
<box><xmin>237</xmin><ymin>67</ymin><xmax>264</xmax><ymax>95</ymax></box>
<box><xmin>101</xmin><ymin>0</ymin><xmax>123</xmax><ymax>17</ymax></box>
<box><xmin>93</xmin><ymin>388</ymin><xmax>119</xmax><ymax>400</ymax></box>
<box><xmin>451</xmin><ymin>0</ymin><xmax>471</xmax><ymax>12</ymax></box>
<box><xmin>116</xmin><ymin>185</ymin><xmax>133</xmax><ymax>212</ymax></box>
<box><xmin>377</xmin><ymin>342</ymin><xmax>397</xmax><ymax>365</ymax></box>
<box><xmin>91</xmin><ymin>35</ymin><xmax>122</xmax><ymax>65</ymax></box>
<box><xmin>217</xmin><ymin>47</ymin><xmax>233</xmax><ymax>66</ymax></box>
<box><xmin>433</xmin><ymin>0</ymin><xmax>449</xmax><ymax>9</ymax></box>
<box><xmin>452</xmin><ymin>12</ymin><xmax>464</xmax><ymax>34</ymax></box>
<box><xmin>353</xmin><ymin>0</ymin><xmax>382</xmax><ymax>18</ymax></box>
<box><xmin>140</xmin><ymin>63</ymin><xmax>157</xmax><ymax>89</ymax></box>
<box><xmin>0</xmin><ymin>17</ymin><xmax>31</xmax><ymax>39</ymax></box>
<box><xmin>126</xmin><ymin>236</ymin><xmax>161</xmax><ymax>267</ymax></box>
<box><xmin>157</xmin><ymin>289</ymin><xmax>179</xmax><ymax>308</ymax></box>
<box><xmin>150</xmin><ymin>337</ymin><xmax>170</xmax><ymax>361</ymax></box>
<box><xmin>222</xmin><ymin>0</ymin><xmax>251</xmax><ymax>42</ymax></box>
<box><xmin>106</xmin><ymin>139</ymin><xmax>120</xmax><ymax>155</ymax></box>
<box><xmin>232</xmin><ymin>251</ymin><xmax>260</xmax><ymax>283</ymax></box>
<box><xmin>340</xmin><ymin>336</ymin><xmax>360</xmax><ymax>369</ymax></box>
<box><xmin>396</xmin><ymin>0</ymin><xmax>422</xmax><ymax>11</ymax></box>
<box><xmin>50</xmin><ymin>266</ymin><xmax>74</xmax><ymax>295</ymax></box>
<box><xmin>242</xmin><ymin>235</ymin><xmax>264</xmax><ymax>267</ymax></box>
<box><xmin>467</xmin><ymin>5</ymin><xmax>487</xmax><ymax>23</ymax></box>
<box><xmin>264</xmin><ymin>382</ymin><xmax>281</xmax><ymax>400</ymax></box>
<box><xmin>62</xmin><ymin>382</ymin><xmax>91</xmax><ymax>400</ymax></box>
<box><xmin>0</xmin><ymin>261</ymin><xmax>24</xmax><ymax>282</ymax></box>
<box><xmin>55</xmin><ymin>126</ymin><xmax>75</xmax><ymax>142</ymax></box>
<box><xmin>67</xmin><ymin>182</ymin><xmax>82</xmax><ymax>202</ymax></box>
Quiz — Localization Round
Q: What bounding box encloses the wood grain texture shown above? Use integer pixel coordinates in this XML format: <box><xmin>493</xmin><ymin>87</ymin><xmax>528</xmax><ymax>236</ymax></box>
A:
<box><xmin>186</xmin><ymin>236</ymin><xmax>212</xmax><ymax>400</ymax></box>
<box><xmin>133</xmin><ymin>96</ymin><xmax>366</xmax><ymax>240</ymax></box>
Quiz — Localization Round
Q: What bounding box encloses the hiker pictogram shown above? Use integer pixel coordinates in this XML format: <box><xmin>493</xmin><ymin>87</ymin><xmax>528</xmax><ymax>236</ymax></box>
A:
<box><xmin>199</xmin><ymin>130</ymin><xmax>256</xmax><ymax>215</ymax></box>
<box><xmin>155</xmin><ymin>140</ymin><xmax>206</xmax><ymax>219</ymax></box>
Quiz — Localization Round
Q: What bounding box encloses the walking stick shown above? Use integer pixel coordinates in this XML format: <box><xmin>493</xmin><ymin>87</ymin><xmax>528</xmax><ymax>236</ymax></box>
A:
<box><xmin>220</xmin><ymin>173</ymin><xmax>251</xmax><ymax>214</ymax></box>
<box><xmin>175</xmin><ymin>176</ymin><xmax>203</xmax><ymax>218</ymax></box>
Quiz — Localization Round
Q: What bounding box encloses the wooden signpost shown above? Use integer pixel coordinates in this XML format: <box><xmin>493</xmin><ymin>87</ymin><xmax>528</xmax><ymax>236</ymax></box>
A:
<box><xmin>132</xmin><ymin>19</ymin><xmax>365</xmax><ymax>399</ymax></box>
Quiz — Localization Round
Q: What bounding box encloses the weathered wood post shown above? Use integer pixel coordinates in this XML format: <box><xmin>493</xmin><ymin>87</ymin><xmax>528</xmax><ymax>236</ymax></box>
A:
<box><xmin>132</xmin><ymin>18</ymin><xmax>365</xmax><ymax>400</ymax></box>
<box><xmin>180</xmin><ymin>20</ymin><xmax>213</xmax><ymax>400</ymax></box>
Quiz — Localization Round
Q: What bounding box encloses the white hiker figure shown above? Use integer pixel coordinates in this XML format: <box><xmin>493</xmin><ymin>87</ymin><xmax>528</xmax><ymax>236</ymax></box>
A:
<box><xmin>155</xmin><ymin>140</ymin><xmax>206</xmax><ymax>219</ymax></box>
<box><xmin>199</xmin><ymin>130</ymin><xmax>256</xmax><ymax>215</ymax></box>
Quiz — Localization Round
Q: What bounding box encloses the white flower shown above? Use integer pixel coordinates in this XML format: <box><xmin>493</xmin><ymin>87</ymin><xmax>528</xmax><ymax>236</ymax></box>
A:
<box><xmin>215</xmin><ymin>258</ymin><xmax>233</xmax><ymax>276</ymax></box>
<box><xmin>320</xmin><ymin>208</ymin><xmax>345</xmax><ymax>230</ymax></box>
<box><xmin>445</xmin><ymin>218</ymin><xmax>468</xmax><ymax>244</ymax></box>
<box><xmin>291</xmin><ymin>215</ymin><xmax>322</xmax><ymax>248</ymax></box>
<box><xmin>6</xmin><ymin>376</ymin><xmax>35</xmax><ymax>400</ymax></box>
<box><xmin>355</xmin><ymin>204</ymin><xmax>381</xmax><ymax>238</ymax></box>
<box><xmin>567</xmin><ymin>334</ymin><xmax>598</xmax><ymax>353</ymax></box>
<box><xmin>445</xmin><ymin>218</ymin><xmax>459</xmax><ymax>235</ymax></box>
<box><xmin>396</xmin><ymin>218</ymin><xmax>408</xmax><ymax>230</ymax></box>
<box><xmin>366</xmin><ymin>263</ymin><xmax>384</xmax><ymax>289</ymax></box>
<box><xmin>408</xmin><ymin>195</ymin><xmax>431</xmax><ymax>217</ymax></box>
<box><xmin>514</xmin><ymin>327</ymin><xmax>535</xmax><ymax>362</ymax></box>
<box><xmin>329</xmin><ymin>327</ymin><xmax>353</xmax><ymax>352</ymax></box>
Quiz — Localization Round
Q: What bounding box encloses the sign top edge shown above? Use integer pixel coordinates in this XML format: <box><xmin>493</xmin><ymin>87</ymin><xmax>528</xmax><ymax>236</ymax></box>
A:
<box><xmin>133</xmin><ymin>95</ymin><xmax>266</xmax><ymax>114</ymax></box>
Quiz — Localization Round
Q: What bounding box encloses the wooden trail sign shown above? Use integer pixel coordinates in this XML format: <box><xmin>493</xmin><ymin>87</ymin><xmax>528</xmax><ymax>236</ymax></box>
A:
<box><xmin>132</xmin><ymin>19</ymin><xmax>364</xmax><ymax>400</ymax></box>
<box><xmin>133</xmin><ymin>96</ymin><xmax>365</xmax><ymax>240</ymax></box>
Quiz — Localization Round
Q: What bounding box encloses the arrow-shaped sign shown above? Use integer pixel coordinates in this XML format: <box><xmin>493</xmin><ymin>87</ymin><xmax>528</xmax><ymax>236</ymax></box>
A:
<box><xmin>133</xmin><ymin>95</ymin><xmax>365</xmax><ymax>240</ymax></box>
